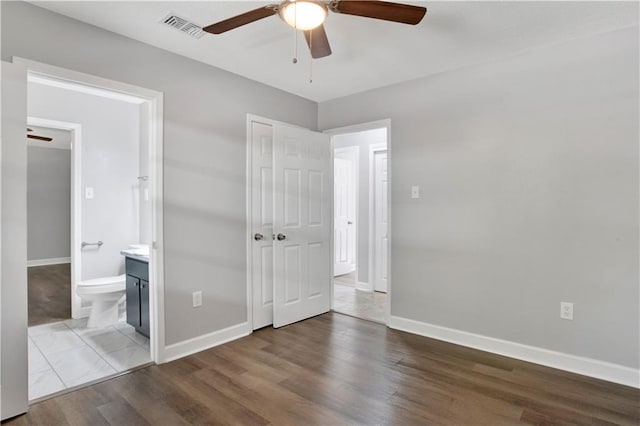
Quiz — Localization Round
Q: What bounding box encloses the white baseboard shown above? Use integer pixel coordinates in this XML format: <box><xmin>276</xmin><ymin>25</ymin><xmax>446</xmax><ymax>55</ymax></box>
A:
<box><xmin>27</xmin><ymin>257</ymin><xmax>71</xmax><ymax>267</ymax></box>
<box><xmin>159</xmin><ymin>322</ymin><xmax>251</xmax><ymax>363</ymax></box>
<box><xmin>355</xmin><ymin>281</ymin><xmax>373</xmax><ymax>292</ymax></box>
<box><xmin>388</xmin><ymin>316</ymin><xmax>639</xmax><ymax>389</ymax></box>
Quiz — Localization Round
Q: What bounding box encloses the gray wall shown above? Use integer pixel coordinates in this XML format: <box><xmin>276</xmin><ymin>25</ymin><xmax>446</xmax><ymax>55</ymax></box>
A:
<box><xmin>1</xmin><ymin>60</ymin><xmax>29</xmax><ymax>420</ymax></box>
<box><xmin>28</xmin><ymin>83</ymin><xmax>140</xmax><ymax>282</ymax></box>
<box><xmin>320</xmin><ymin>27</ymin><xmax>639</xmax><ymax>368</ymax></box>
<box><xmin>1</xmin><ymin>1</ymin><xmax>317</xmax><ymax>345</ymax></box>
<box><xmin>27</xmin><ymin>145</ymin><xmax>71</xmax><ymax>261</ymax></box>
<box><xmin>333</xmin><ymin>128</ymin><xmax>386</xmax><ymax>284</ymax></box>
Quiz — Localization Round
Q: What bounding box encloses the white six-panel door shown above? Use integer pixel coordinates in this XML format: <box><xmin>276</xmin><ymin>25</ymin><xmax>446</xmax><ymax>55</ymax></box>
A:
<box><xmin>272</xmin><ymin>124</ymin><xmax>331</xmax><ymax>328</ymax></box>
<box><xmin>374</xmin><ymin>150</ymin><xmax>389</xmax><ymax>293</ymax></box>
<box><xmin>333</xmin><ymin>156</ymin><xmax>355</xmax><ymax>276</ymax></box>
<box><xmin>251</xmin><ymin>121</ymin><xmax>275</xmax><ymax>329</ymax></box>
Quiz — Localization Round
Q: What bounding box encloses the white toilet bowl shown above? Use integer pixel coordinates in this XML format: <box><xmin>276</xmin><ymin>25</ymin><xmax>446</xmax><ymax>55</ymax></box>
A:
<box><xmin>76</xmin><ymin>274</ymin><xmax>126</xmax><ymax>328</ymax></box>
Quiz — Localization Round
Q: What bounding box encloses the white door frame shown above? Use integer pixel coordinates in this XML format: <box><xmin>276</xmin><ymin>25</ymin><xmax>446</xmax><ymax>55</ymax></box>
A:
<box><xmin>324</xmin><ymin>119</ymin><xmax>391</xmax><ymax>322</ymax></box>
<box><xmin>14</xmin><ymin>57</ymin><xmax>166</xmax><ymax>363</ymax></box>
<box><xmin>369</xmin><ymin>144</ymin><xmax>388</xmax><ymax>293</ymax></box>
<box><xmin>26</xmin><ymin>117</ymin><xmax>84</xmax><ymax>319</ymax></box>
<box><xmin>333</xmin><ymin>146</ymin><xmax>359</xmax><ymax>279</ymax></box>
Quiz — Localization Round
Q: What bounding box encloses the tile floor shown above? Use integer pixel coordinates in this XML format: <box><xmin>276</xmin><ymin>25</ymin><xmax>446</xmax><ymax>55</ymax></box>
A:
<box><xmin>28</xmin><ymin>318</ymin><xmax>150</xmax><ymax>401</ymax></box>
<box><xmin>333</xmin><ymin>281</ymin><xmax>387</xmax><ymax>323</ymax></box>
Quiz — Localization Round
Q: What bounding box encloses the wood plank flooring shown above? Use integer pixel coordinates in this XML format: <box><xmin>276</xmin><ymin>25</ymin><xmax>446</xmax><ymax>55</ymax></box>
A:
<box><xmin>28</xmin><ymin>263</ymin><xmax>71</xmax><ymax>327</ymax></box>
<box><xmin>5</xmin><ymin>313</ymin><xmax>639</xmax><ymax>425</ymax></box>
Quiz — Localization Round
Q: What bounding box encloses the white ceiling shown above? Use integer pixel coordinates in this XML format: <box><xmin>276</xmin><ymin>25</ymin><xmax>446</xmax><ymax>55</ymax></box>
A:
<box><xmin>31</xmin><ymin>1</ymin><xmax>638</xmax><ymax>102</ymax></box>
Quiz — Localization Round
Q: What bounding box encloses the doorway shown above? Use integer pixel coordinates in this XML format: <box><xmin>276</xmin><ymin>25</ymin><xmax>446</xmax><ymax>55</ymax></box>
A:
<box><xmin>25</xmin><ymin>77</ymin><xmax>153</xmax><ymax>402</ymax></box>
<box><xmin>0</xmin><ymin>58</ymin><xmax>165</xmax><ymax>418</ymax></box>
<box><xmin>327</xmin><ymin>121</ymin><xmax>391</xmax><ymax>324</ymax></box>
<box><xmin>26</xmin><ymin>126</ymin><xmax>72</xmax><ymax>328</ymax></box>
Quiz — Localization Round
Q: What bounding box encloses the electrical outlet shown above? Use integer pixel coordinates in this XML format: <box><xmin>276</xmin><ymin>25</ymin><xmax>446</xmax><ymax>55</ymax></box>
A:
<box><xmin>192</xmin><ymin>291</ymin><xmax>202</xmax><ymax>308</ymax></box>
<box><xmin>85</xmin><ymin>187</ymin><xmax>94</xmax><ymax>199</ymax></box>
<box><xmin>560</xmin><ymin>302</ymin><xmax>573</xmax><ymax>320</ymax></box>
<box><xmin>411</xmin><ymin>185</ymin><xmax>420</xmax><ymax>199</ymax></box>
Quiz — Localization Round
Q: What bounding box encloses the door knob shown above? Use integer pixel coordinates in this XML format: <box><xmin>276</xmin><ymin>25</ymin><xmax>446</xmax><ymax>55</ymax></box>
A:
<box><xmin>276</xmin><ymin>233</ymin><xmax>287</xmax><ymax>241</ymax></box>
<box><xmin>347</xmin><ymin>221</ymin><xmax>353</xmax><ymax>225</ymax></box>
<box><xmin>254</xmin><ymin>233</ymin><xmax>264</xmax><ymax>241</ymax></box>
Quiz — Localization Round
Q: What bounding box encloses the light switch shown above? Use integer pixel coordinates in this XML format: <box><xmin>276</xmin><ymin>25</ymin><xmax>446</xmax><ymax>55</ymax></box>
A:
<box><xmin>85</xmin><ymin>187</ymin><xmax>94</xmax><ymax>199</ymax></box>
<box><xmin>411</xmin><ymin>185</ymin><xmax>420</xmax><ymax>199</ymax></box>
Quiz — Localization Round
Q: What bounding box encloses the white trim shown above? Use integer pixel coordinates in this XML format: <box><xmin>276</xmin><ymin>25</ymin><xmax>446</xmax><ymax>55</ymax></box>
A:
<box><xmin>28</xmin><ymin>74</ymin><xmax>145</xmax><ymax>105</ymax></box>
<box><xmin>245</xmin><ymin>115</ymin><xmax>254</xmax><ymax>330</ymax></box>
<box><xmin>161</xmin><ymin>322</ymin><xmax>251</xmax><ymax>363</ymax></box>
<box><xmin>324</xmin><ymin>119</ymin><xmax>392</xmax><ymax>137</ymax></box>
<box><xmin>17</xmin><ymin>58</ymin><xmax>165</xmax><ymax>365</ymax></box>
<box><xmin>389</xmin><ymin>316</ymin><xmax>640</xmax><ymax>389</ymax></box>
<box><xmin>355</xmin><ymin>281</ymin><xmax>373</xmax><ymax>292</ymax></box>
<box><xmin>26</xmin><ymin>257</ymin><xmax>70</xmax><ymax>267</ymax></box>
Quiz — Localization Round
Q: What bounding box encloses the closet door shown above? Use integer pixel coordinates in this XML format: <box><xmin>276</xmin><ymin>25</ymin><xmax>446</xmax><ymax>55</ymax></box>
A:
<box><xmin>250</xmin><ymin>121</ymin><xmax>275</xmax><ymax>330</ymax></box>
<box><xmin>272</xmin><ymin>124</ymin><xmax>331</xmax><ymax>328</ymax></box>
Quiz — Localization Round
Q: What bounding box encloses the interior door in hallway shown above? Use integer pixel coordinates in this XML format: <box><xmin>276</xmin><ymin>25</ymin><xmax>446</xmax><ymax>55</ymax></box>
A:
<box><xmin>374</xmin><ymin>150</ymin><xmax>388</xmax><ymax>293</ymax></box>
<box><xmin>333</xmin><ymin>150</ymin><xmax>356</xmax><ymax>276</ymax></box>
<box><xmin>272</xmin><ymin>124</ymin><xmax>331</xmax><ymax>328</ymax></box>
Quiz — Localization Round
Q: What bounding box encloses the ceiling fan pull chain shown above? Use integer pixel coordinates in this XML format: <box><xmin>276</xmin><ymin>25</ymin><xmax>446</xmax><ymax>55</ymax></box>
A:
<box><xmin>309</xmin><ymin>30</ymin><xmax>313</xmax><ymax>83</ymax></box>
<box><xmin>292</xmin><ymin>2</ymin><xmax>298</xmax><ymax>64</ymax></box>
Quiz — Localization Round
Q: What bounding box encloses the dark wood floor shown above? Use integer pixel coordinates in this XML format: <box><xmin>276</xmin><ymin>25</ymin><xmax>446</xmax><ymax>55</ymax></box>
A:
<box><xmin>6</xmin><ymin>313</ymin><xmax>639</xmax><ymax>425</ymax></box>
<box><xmin>28</xmin><ymin>263</ymin><xmax>71</xmax><ymax>327</ymax></box>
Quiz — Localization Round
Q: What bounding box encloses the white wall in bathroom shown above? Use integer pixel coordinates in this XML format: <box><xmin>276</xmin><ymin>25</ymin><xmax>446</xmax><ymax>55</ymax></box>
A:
<box><xmin>28</xmin><ymin>82</ymin><xmax>141</xmax><ymax>280</ymax></box>
<box><xmin>138</xmin><ymin>102</ymin><xmax>151</xmax><ymax>246</ymax></box>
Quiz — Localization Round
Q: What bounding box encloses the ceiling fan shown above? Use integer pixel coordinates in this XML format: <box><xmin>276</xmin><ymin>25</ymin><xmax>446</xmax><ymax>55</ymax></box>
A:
<box><xmin>26</xmin><ymin>128</ymin><xmax>53</xmax><ymax>142</ymax></box>
<box><xmin>203</xmin><ymin>0</ymin><xmax>427</xmax><ymax>59</ymax></box>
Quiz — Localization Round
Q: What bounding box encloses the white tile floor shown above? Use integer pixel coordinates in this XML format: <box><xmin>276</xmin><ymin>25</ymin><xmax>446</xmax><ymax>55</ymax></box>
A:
<box><xmin>28</xmin><ymin>318</ymin><xmax>150</xmax><ymax>401</ymax></box>
<box><xmin>333</xmin><ymin>283</ymin><xmax>387</xmax><ymax>323</ymax></box>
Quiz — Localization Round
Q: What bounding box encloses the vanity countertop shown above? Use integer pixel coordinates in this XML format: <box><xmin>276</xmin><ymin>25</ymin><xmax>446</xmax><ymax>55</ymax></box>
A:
<box><xmin>120</xmin><ymin>250</ymin><xmax>149</xmax><ymax>263</ymax></box>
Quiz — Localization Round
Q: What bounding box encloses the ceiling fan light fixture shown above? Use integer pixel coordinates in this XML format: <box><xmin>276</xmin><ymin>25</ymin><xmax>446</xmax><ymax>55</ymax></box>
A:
<box><xmin>280</xmin><ymin>1</ymin><xmax>327</xmax><ymax>31</ymax></box>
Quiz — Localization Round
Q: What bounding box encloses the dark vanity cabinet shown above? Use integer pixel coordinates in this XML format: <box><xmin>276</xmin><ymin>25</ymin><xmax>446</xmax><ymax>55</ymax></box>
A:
<box><xmin>125</xmin><ymin>257</ymin><xmax>150</xmax><ymax>337</ymax></box>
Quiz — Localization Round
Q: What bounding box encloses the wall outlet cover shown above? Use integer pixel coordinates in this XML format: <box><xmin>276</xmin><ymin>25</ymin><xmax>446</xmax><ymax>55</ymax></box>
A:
<box><xmin>411</xmin><ymin>185</ymin><xmax>420</xmax><ymax>199</ymax></box>
<box><xmin>560</xmin><ymin>302</ymin><xmax>573</xmax><ymax>320</ymax></box>
<box><xmin>192</xmin><ymin>291</ymin><xmax>202</xmax><ymax>308</ymax></box>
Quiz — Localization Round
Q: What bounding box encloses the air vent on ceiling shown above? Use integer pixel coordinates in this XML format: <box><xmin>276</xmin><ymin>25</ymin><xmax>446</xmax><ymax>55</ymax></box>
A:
<box><xmin>161</xmin><ymin>13</ymin><xmax>204</xmax><ymax>39</ymax></box>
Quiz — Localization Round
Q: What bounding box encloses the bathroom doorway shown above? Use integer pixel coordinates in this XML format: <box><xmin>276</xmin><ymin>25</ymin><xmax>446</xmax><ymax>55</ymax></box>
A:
<box><xmin>26</xmin><ymin>126</ymin><xmax>72</xmax><ymax>327</ymax></box>
<box><xmin>24</xmin><ymin>71</ymin><xmax>158</xmax><ymax>402</ymax></box>
<box><xmin>327</xmin><ymin>121</ymin><xmax>391</xmax><ymax>324</ymax></box>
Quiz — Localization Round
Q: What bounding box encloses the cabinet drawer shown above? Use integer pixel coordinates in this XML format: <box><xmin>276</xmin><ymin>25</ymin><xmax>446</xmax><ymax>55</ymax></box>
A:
<box><xmin>125</xmin><ymin>257</ymin><xmax>149</xmax><ymax>281</ymax></box>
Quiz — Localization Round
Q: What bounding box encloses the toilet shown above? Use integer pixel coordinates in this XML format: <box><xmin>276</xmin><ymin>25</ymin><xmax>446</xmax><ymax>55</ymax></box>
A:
<box><xmin>76</xmin><ymin>274</ymin><xmax>126</xmax><ymax>328</ymax></box>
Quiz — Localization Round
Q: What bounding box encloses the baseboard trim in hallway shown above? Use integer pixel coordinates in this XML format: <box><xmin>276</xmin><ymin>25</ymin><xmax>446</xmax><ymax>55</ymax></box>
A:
<box><xmin>27</xmin><ymin>257</ymin><xmax>71</xmax><ymax>267</ymax></box>
<box><xmin>389</xmin><ymin>315</ymin><xmax>640</xmax><ymax>389</ymax></box>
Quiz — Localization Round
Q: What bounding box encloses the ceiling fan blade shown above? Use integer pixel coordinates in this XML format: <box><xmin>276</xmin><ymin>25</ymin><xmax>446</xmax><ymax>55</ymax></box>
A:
<box><xmin>304</xmin><ymin>25</ymin><xmax>332</xmax><ymax>59</ymax></box>
<box><xmin>27</xmin><ymin>134</ymin><xmax>53</xmax><ymax>142</ymax></box>
<box><xmin>203</xmin><ymin>6</ymin><xmax>278</xmax><ymax>34</ymax></box>
<box><xmin>332</xmin><ymin>1</ymin><xmax>426</xmax><ymax>25</ymax></box>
